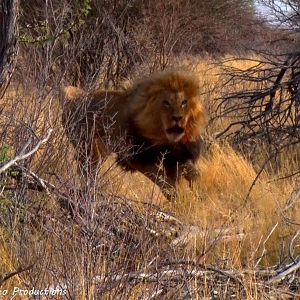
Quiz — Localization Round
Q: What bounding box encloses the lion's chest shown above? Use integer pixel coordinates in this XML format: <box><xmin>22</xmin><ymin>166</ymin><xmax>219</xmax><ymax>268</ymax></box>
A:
<box><xmin>117</xmin><ymin>134</ymin><xmax>201</xmax><ymax>171</ymax></box>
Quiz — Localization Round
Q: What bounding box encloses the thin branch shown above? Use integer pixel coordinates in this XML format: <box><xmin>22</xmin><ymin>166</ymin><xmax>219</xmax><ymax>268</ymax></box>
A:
<box><xmin>255</xmin><ymin>222</ymin><xmax>279</xmax><ymax>267</ymax></box>
<box><xmin>0</xmin><ymin>264</ymin><xmax>33</xmax><ymax>286</ymax></box>
<box><xmin>0</xmin><ymin>129</ymin><xmax>53</xmax><ymax>173</ymax></box>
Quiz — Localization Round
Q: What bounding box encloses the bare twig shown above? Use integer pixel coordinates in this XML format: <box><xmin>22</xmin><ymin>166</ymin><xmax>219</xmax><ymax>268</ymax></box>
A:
<box><xmin>0</xmin><ymin>129</ymin><xmax>53</xmax><ymax>173</ymax></box>
<box><xmin>255</xmin><ymin>222</ymin><xmax>279</xmax><ymax>267</ymax></box>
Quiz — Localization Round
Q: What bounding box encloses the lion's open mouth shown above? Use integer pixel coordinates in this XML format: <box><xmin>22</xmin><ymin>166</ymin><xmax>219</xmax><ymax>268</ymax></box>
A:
<box><xmin>166</xmin><ymin>125</ymin><xmax>185</xmax><ymax>142</ymax></box>
<box><xmin>166</xmin><ymin>125</ymin><xmax>185</xmax><ymax>135</ymax></box>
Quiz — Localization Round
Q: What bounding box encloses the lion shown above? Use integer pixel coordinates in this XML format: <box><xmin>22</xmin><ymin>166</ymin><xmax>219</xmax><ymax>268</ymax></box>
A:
<box><xmin>61</xmin><ymin>70</ymin><xmax>207</xmax><ymax>199</ymax></box>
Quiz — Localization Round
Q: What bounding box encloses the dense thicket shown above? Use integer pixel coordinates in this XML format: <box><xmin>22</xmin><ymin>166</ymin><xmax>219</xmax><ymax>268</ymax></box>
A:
<box><xmin>18</xmin><ymin>0</ymin><xmax>263</xmax><ymax>86</ymax></box>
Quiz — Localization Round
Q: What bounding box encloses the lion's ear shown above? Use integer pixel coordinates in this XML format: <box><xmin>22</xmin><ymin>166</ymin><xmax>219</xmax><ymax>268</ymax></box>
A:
<box><xmin>62</xmin><ymin>86</ymin><xmax>84</xmax><ymax>101</ymax></box>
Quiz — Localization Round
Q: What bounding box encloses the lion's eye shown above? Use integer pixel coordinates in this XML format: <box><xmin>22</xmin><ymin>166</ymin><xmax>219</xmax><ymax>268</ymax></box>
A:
<box><xmin>163</xmin><ymin>100</ymin><xmax>171</xmax><ymax>107</ymax></box>
<box><xmin>181</xmin><ymin>99</ymin><xmax>188</xmax><ymax>108</ymax></box>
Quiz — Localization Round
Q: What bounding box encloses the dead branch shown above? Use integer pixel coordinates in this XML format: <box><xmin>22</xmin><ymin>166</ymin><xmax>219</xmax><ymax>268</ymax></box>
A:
<box><xmin>268</xmin><ymin>258</ymin><xmax>300</xmax><ymax>284</ymax></box>
<box><xmin>0</xmin><ymin>129</ymin><xmax>53</xmax><ymax>173</ymax></box>
<box><xmin>171</xmin><ymin>225</ymin><xmax>245</xmax><ymax>247</ymax></box>
<box><xmin>2</xmin><ymin>163</ymin><xmax>77</xmax><ymax>216</ymax></box>
<box><xmin>0</xmin><ymin>264</ymin><xmax>33</xmax><ymax>286</ymax></box>
<box><xmin>93</xmin><ymin>262</ymin><xmax>242</xmax><ymax>288</ymax></box>
<box><xmin>215</xmin><ymin>53</ymin><xmax>300</xmax><ymax>150</ymax></box>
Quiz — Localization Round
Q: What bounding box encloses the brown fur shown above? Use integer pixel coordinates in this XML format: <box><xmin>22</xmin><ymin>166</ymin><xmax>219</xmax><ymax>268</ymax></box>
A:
<box><xmin>62</xmin><ymin>70</ymin><xmax>207</xmax><ymax>199</ymax></box>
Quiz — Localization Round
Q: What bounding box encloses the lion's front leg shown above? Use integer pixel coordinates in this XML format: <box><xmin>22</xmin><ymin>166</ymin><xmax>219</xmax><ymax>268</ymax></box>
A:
<box><xmin>127</xmin><ymin>161</ymin><xmax>177</xmax><ymax>200</ymax></box>
<box><xmin>164</xmin><ymin>160</ymin><xmax>200</xmax><ymax>189</ymax></box>
<box><xmin>180</xmin><ymin>160</ymin><xmax>200</xmax><ymax>187</ymax></box>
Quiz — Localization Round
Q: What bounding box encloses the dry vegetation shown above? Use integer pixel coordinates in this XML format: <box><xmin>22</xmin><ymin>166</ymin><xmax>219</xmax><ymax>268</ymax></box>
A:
<box><xmin>0</xmin><ymin>57</ymin><xmax>299</xmax><ymax>299</ymax></box>
<box><xmin>0</xmin><ymin>0</ymin><xmax>300</xmax><ymax>299</ymax></box>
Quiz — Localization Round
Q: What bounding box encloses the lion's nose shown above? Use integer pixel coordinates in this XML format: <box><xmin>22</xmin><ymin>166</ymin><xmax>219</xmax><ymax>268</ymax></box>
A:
<box><xmin>172</xmin><ymin>115</ymin><xmax>183</xmax><ymax>122</ymax></box>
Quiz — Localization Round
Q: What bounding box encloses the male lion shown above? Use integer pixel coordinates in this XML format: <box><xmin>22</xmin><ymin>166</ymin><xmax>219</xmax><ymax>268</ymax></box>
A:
<box><xmin>62</xmin><ymin>70</ymin><xmax>207</xmax><ymax>199</ymax></box>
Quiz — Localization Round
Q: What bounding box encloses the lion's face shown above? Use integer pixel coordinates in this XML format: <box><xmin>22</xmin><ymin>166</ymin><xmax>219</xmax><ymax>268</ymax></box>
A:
<box><xmin>159</xmin><ymin>91</ymin><xmax>192</xmax><ymax>143</ymax></box>
<box><xmin>130</xmin><ymin>71</ymin><xmax>207</xmax><ymax>145</ymax></box>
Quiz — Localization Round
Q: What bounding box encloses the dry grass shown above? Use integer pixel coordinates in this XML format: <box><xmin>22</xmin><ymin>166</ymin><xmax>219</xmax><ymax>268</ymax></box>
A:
<box><xmin>0</xmin><ymin>56</ymin><xmax>299</xmax><ymax>299</ymax></box>
<box><xmin>173</xmin><ymin>143</ymin><xmax>297</xmax><ymax>263</ymax></box>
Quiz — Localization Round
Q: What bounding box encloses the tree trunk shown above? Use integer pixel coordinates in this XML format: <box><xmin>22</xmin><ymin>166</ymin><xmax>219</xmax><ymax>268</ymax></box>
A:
<box><xmin>0</xmin><ymin>0</ymin><xmax>18</xmax><ymax>97</ymax></box>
